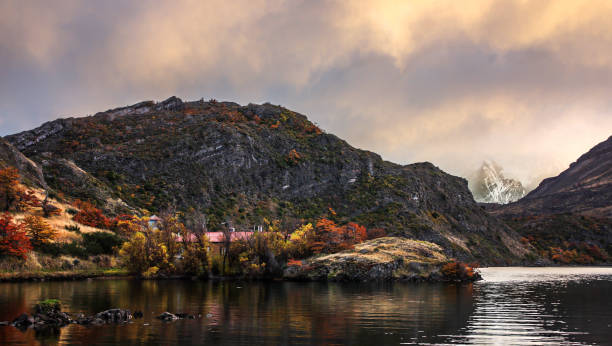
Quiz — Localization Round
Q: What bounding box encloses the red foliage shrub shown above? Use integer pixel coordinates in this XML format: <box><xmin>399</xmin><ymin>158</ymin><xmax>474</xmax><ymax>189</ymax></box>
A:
<box><xmin>441</xmin><ymin>261</ymin><xmax>477</xmax><ymax>281</ymax></box>
<box><xmin>586</xmin><ymin>244</ymin><xmax>607</xmax><ymax>261</ymax></box>
<box><xmin>73</xmin><ymin>200</ymin><xmax>111</xmax><ymax>229</ymax></box>
<box><xmin>311</xmin><ymin>219</ymin><xmax>369</xmax><ymax>254</ymax></box>
<box><xmin>287</xmin><ymin>259</ymin><xmax>303</xmax><ymax>267</ymax></box>
<box><xmin>0</xmin><ymin>213</ymin><xmax>31</xmax><ymax>259</ymax></box>
<box><xmin>285</xmin><ymin>149</ymin><xmax>302</xmax><ymax>165</ymax></box>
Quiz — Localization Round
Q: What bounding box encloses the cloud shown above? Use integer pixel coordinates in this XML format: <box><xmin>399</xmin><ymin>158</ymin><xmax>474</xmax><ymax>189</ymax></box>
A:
<box><xmin>1</xmin><ymin>0</ymin><xmax>612</xmax><ymax>187</ymax></box>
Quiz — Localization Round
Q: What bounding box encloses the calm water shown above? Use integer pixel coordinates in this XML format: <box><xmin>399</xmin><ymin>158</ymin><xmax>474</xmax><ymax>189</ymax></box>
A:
<box><xmin>1</xmin><ymin>267</ymin><xmax>611</xmax><ymax>345</ymax></box>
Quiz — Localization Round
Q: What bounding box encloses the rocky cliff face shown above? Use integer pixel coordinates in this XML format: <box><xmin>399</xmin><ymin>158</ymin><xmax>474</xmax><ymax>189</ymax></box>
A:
<box><xmin>5</xmin><ymin>97</ymin><xmax>530</xmax><ymax>264</ymax></box>
<box><xmin>470</xmin><ymin>161</ymin><xmax>526</xmax><ymax>204</ymax></box>
<box><xmin>0</xmin><ymin>138</ymin><xmax>46</xmax><ymax>188</ymax></box>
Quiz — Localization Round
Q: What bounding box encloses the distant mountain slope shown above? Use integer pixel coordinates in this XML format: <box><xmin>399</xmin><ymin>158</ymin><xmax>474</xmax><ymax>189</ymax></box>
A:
<box><xmin>5</xmin><ymin>97</ymin><xmax>529</xmax><ymax>264</ymax></box>
<box><xmin>470</xmin><ymin>161</ymin><xmax>526</xmax><ymax>204</ymax></box>
<box><xmin>495</xmin><ymin>135</ymin><xmax>612</xmax><ymax>217</ymax></box>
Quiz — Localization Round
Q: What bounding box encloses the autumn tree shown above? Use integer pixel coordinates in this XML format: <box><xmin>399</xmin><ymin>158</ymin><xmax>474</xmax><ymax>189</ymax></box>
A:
<box><xmin>231</xmin><ymin>231</ymin><xmax>287</xmax><ymax>277</ymax></box>
<box><xmin>73</xmin><ymin>200</ymin><xmax>111</xmax><ymax>229</ymax></box>
<box><xmin>0</xmin><ymin>167</ymin><xmax>20</xmax><ymax>211</ymax></box>
<box><xmin>346</xmin><ymin>222</ymin><xmax>367</xmax><ymax>243</ymax></box>
<box><xmin>0</xmin><ymin>167</ymin><xmax>39</xmax><ymax>212</ymax></box>
<box><xmin>118</xmin><ymin>232</ymin><xmax>149</xmax><ymax>274</ymax></box>
<box><xmin>119</xmin><ymin>230</ymin><xmax>171</xmax><ymax>276</ymax></box>
<box><xmin>0</xmin><ymin>213</ymin><xmax>32</xmax><ymax>259</ymax></box>
<box><xmin>287</xmin><ymin>223</ymin><xmax>314</xmax><ymax>258</ymax></box>
<box><xmin>220</xmin><ymin>222</ymin><xmax>233</xmax><ymax>275</ymax></box>
<box><xmin>112</xmin><ymin>214</ymin><xmax>144</xmax><ymax>237</ymax></box>
<box><xmin>183</xmin><ymin>209</ymin><xmax>207</xmax><ymax>235</ymax></box>
<box><xmin>157</xmin><ymin>211</ymin><xmax>184</xmax><ymax>260</ymax></box>
<box><xmin>181</xmin><ymin>233</ymin><xmax>212</xmax><ymax>276</ymax></box>
<box><xmin>23</xmin><ymin>215</ymin><xmax>57</xmax><ymax>247</ymax></box>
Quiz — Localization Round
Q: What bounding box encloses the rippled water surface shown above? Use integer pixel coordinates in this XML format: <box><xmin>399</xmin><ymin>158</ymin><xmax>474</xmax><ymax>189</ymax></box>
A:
<box><xmin>1</xmin><ymin>267</ymin><xmax>611</xmax><ymax>345</ymax></box>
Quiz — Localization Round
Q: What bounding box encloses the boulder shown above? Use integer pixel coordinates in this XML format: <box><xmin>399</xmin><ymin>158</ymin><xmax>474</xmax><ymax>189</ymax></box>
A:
<box><xmin>94</xmin><ymin>309</ymin><xmax>132</xmax><ymax>323</ymax></box>
<box><xmin>156</xmin><ymin>312</ymin><xmax>178</xmax><ymax>321</ymax></box>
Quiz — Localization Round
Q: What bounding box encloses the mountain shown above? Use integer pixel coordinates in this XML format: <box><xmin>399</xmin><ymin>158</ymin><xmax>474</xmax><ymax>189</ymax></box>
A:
<box><xmin>469</xmin><ymin>160</ymin><xmax>526</xmax><ymax>204</ymax></box>
<box><xmin>489</xmin><ymin>135</ymin><xmax>612</xmax><ymax>263</ymax></box>
<box><xmin>495</xmin><ymin>135</ymin><xmax>612</xmax><ymax>217</ymax></box>
<box><xmin>4</xmin><ymin>97</ymin><xmax>529</xmax><ymax>264</ymax></box>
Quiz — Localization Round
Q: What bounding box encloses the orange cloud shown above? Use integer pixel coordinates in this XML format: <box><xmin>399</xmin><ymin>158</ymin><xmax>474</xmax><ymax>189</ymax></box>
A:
<box><xmin>1</xmin><ymin>0</ymin><xmax>612</xmax><ymax>188</ymax></box>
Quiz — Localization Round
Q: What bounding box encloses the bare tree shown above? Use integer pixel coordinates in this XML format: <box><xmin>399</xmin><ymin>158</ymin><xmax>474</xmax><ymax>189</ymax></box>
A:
<box><xmin>221</xmin><ymin>220</ymin><xmax>233</xmax><ymax>275</ymax></box>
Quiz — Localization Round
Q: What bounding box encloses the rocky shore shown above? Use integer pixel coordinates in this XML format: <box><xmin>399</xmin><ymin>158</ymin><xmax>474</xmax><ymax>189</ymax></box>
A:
<box><xmin>283</xmin><ymin>237</ymin><xmax>482</xmax><ymax>282</ymax></box>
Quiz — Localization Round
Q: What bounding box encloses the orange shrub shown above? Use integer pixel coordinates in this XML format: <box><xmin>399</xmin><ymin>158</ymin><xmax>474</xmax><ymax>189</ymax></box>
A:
<box><xmin>441</xmin><ymin>261</ymin><xmax>477</xmax><ymax>281</ymax></box>
<box><xmin>0</xmin><ymin>167</ymin><xmax>40</xmax><ymax>212</ymax></box>
<box><xmin>287</xmin><ymin>259</ymin><xmax>303</xmax><ymax>267</ymax></box>
<box><xmin>311</xmin><ymin>219</ymin><xmax>369</xmax><ymax>254</ymax></box>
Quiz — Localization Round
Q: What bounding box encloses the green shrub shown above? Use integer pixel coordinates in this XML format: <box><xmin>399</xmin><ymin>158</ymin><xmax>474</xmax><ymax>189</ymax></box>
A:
<box><xmin>64</xmin><ymin>224</ymin><xmax>81</xmax><ymax>233</ymax></box>
<box><xmin>61</xmin><ymin>241</ymin><xmax>88</xmax><ymax>258</ymax></box>
<box><xmin>82</xmin><ymin>232</ymin><xmax>123</xmax><ymax>255</ymax></box>
<box><xmin>38</xmin><ymin>242</ymin><xmax>63</xmax><ymax>257</ymax></box>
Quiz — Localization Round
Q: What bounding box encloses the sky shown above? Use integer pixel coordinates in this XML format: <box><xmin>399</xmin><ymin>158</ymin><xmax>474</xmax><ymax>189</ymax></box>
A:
<box><xmin>1</xmin><ymin>0</ymin><xmax>612</xmax><ymax>189</ymax></box>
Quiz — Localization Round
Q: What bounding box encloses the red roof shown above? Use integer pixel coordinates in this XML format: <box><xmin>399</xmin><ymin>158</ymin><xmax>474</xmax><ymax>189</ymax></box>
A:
<box><xmin>205</xmin><ymin>231</ymin><xmax>254</xmax><ymax>243</ymax></box>
<box><xmin>175</xmin><ymin>233</ymin><xmax>198</xmax><ymax>243</ymax></box>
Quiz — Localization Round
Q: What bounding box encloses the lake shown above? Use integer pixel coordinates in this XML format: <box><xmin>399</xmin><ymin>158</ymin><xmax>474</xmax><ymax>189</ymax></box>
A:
<box><xmin>1</xmin><ymin>267</ymin><xmax>611</xmax><ymax>345</ymax></box>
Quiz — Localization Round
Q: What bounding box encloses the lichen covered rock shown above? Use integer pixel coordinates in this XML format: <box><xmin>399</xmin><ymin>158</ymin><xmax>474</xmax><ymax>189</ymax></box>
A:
<box><xmin>284</xmin><ymin>237</ymin><xmax>472</xmax><ymax>282</ymax></box>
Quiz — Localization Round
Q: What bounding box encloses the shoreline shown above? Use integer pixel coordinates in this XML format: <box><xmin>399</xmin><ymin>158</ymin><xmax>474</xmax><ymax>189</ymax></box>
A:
<box><xmin>4</xmin><ymin>265</ymin><xmax>612</xmax><ymax>283</ymax></box>
<box><xmin>0</xmin><ymin>269</ymin><xmax>131</xmax><ymax>283</ymax></box>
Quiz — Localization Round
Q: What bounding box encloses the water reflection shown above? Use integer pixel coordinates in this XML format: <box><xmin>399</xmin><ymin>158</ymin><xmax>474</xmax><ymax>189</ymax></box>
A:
<box><xmin>0</xmin><ymin>267</ymin><xmax>611</xmax><ymax>345</ymax></box>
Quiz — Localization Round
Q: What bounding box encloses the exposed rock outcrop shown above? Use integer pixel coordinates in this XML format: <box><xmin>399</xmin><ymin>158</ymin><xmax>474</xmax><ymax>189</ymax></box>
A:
<box><xmin>284</xmin><ymin>237</ymin><xmax>480</xmax><ymax>282</ymax></box>
<box><xmin>0</xmin><ymin>138</ymin><xmax>46</xmax><ymax>188</ymax></box>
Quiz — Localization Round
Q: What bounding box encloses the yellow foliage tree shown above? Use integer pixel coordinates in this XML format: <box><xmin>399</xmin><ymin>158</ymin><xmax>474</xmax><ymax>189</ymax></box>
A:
<box><xmin>288</xmin><ymin>223</ymin><xmax>314</xmax><ymax>258</ymax></box>
<box><xmin>181</xmin><ymin>234</ymin><xmax>212</xmax><ymax>276</ymax></box>
<box><xmin>23</xmin><ymin>215</ymin><xmax>57</xmax><ymax>247</ymax></box>
<box><xmin>119</xmin><ymin>232</ymin><xmax>149</xmax><ymax>274</ymax></box>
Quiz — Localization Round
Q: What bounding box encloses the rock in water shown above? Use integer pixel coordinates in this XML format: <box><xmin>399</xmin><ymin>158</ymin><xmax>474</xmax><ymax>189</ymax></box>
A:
<box><xmin>156</xmin><ymin>312</ymin><xmax>178</xmax><ymax>321</ymax></box>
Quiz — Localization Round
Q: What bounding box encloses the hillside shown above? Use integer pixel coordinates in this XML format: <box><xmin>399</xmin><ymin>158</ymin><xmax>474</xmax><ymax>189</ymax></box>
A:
<box><xmin>494</xmin><ymin>135</ymin><xmax>612</xmax><ymax>217</ymax></box>
<box><xmin>4</xmin><ymin>97</ymin><xmax>529</xmax><ymax>264</ymax></box>
<box><xmin>488</xmin><ymin>135</ymin><xmax>612</xmax><ymax>264</ymax></box>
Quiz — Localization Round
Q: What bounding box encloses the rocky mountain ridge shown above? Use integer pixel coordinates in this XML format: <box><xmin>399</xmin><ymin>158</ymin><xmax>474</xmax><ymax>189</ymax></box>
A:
<box><xmin>494</xmin><ymin>135</ymin><xmax>612</xmax><ymax>218</ymax></box>
<box><xmin>4</xmin><ymin>96</ymin><xmax>529</xmax><ymax>264</ymax></box>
